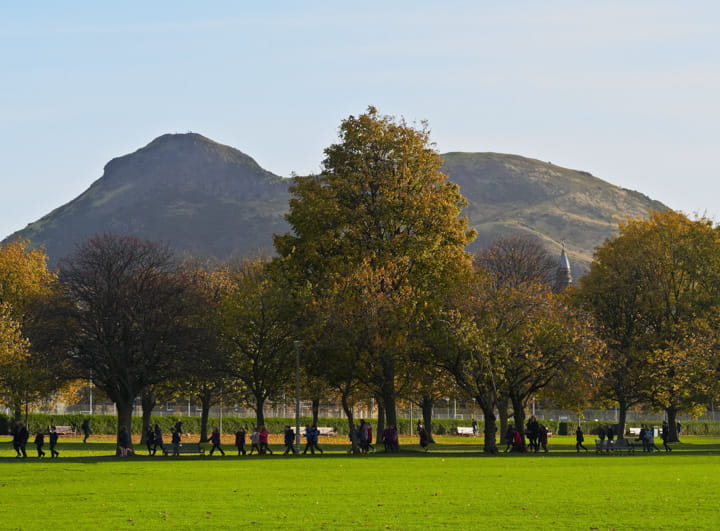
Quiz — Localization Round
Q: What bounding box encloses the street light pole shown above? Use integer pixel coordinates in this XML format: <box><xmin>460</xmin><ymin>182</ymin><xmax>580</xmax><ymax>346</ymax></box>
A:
<box><xmin>294</xmin><ymin>340</ymin><xmax>301</xmax><ymax>454</ymax></box>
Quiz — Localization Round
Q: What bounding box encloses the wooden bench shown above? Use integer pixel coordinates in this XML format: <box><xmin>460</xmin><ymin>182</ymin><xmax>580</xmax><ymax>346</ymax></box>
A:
<box><xmin>55</xmin><ymin>426</ymin><xmax>75</xmax><ymax>435</ymax></box>
<box><xmin>457</xmin><ymin>427</ymin><xmax>475</xmax><ymax>436</ymax></box>
<box><xmin>163</xmin><ymin>442</ymin><xmax>206</xmax><ymax>456</ymax></box>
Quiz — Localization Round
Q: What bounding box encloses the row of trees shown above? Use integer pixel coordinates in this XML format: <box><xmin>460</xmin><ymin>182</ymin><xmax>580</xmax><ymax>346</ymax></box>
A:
<box><xmin>2</xmin><ymin>107</ymin><xmax>720</xmax><ymax>452</ymax></box>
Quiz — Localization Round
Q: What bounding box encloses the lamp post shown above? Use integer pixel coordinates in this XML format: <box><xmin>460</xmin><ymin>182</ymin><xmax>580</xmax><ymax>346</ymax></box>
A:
<box><xmin>294</xmin><ymin>340</ymin><xmax>301</xmax><ymax>454</ymax></box>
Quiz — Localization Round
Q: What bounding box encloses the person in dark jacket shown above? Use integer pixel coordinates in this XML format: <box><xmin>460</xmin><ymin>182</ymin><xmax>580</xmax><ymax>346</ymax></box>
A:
<box><xmin>503</xmin><ymin>425</ymin><xmax>515</xmax><ymax>453</ymax></box>
<box><xmin>49</xmin><ymin>425</ymin><xmax>60</xmax><ymax>458</ymax></box>
<box><xmin>81</xmin><ymin>419</ymin><xmax>91</xmax><ymax>443</ymax></box>
<box><xmin>34</xmin><ymin>431</ymin><xmax>46</xmax><ymax>458</ymax></box>
<box><xmin>418</xmin><ymin>426</ymin><xmax>430</xmax><ymax>452</ymax></box>
<box><xmin>118</xmin><ymin>426</ymin><xmax>132</xmax><ymax>456</ymax></box>
<box><xmin>235</xmin><ymin>426</ymin><xmax>247</xmax><ymax>456</ymax></box>
<box><xmin>597</xmin><ymin>425</ymin><xmax>606</xmax><ymax>452</ymax></box>
<box><xmin>153</xmin><ymin>424</ymin><xmax>165</xmax><ymax>456</ymax></box>
<box><xmin>661</xmin><ymin>421</ymin><xmax>672</xmax><ymax>452</ymax></box>
<box><xmin>638</xmin><ymin>425</ymin><xmax>649</xmax><ymax>452</ymax></box>
<box><xmin>171</xmin><ymin>427</ymin><xmax>181</xmax><ymax>457</ymax></box>
<box><xmin>538</xmin><ymin>424</ymin><xmax>549</xmax><ymax>453</ymax></box>
<box><xmin>575</xmin><ymin>426</ymin><xmax>588</xmax><ymax>452</ymax></box>
<box><xmin>526</xmin><ymin>416</ymin><xmax>540</xmax><ymax>452</ymax></box>
<box><xmin>209</xmin><ymin>427</ymin><xmax>225</xmax><ymax>456</ymax></box>
<box><xmin>283</xmin><ymin>426</ymin><xmax>297</xmax><ymax>455</ymax></box>
<box><xmin>145</xmin><ymin>426</ymin><xmax>155</xmax><ymax>455</ymax></box>
<box><xmin>14</xmin><ymin>423</ymin><xmax>29</xmax><ymax>458</ymax></box>
<box><xmin>605</xmin><ymin>425</ymin><xmax>615</xmax><ymax>452</ymax></box>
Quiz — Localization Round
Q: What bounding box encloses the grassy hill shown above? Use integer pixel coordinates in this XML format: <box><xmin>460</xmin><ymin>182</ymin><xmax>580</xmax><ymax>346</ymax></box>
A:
<box><xmin>4</xmin><ymin>134</ymin><xmax>667</xmax><ymax>272</ymax></box>
<box><xmin>443</xmin><ymin>152</ymin><xmax>667</xmax><ymax>273</ymax></box>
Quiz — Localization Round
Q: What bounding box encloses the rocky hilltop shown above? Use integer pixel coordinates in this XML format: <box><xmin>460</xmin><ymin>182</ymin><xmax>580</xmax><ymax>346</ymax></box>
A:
<box><xmin>7</xmin><ymin>133</ymin><xmax>290</xmax><ymax>263</ymax></box>
<box><xmin>5</xmin><ymin>134</ymin><xmax>667</xmax><ymax>272</ymax></box>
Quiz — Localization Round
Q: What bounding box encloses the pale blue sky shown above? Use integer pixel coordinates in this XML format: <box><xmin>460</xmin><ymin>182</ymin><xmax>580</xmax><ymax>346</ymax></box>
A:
<box><xmin>2</xmin><ymin>1</ymin><xmax>718</xmax><ymax>239</ymax></box>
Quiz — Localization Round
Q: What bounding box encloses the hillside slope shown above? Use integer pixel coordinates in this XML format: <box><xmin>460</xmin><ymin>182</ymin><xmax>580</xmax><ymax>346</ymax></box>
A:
<box><xmin>443</xmin><ymin>152</ymin><xmax>667</xmax><ymax>272</ymax></box>
<box><xmin>5</xmin><ymin>135</ymin><xmax>668</xmax><ymax>272</ymax></box>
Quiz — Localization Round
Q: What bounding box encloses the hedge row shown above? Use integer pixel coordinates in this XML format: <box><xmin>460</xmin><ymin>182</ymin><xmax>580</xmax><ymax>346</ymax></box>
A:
<box><xmin>0</xmin><ymin>414</ymin><xmax>478</xmax><ymax>436</ymax></box>
<box><xmin>2</xmin><ymin>413</ymin><xmax>719</xmax><ymax>437</ymax></box>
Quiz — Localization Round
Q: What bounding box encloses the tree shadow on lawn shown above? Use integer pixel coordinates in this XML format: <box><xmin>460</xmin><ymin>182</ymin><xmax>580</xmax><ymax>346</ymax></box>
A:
<box><xmin>3</xmin><ymin>438</ymin><xmax>719</xmax><ymax>461</ymax></box>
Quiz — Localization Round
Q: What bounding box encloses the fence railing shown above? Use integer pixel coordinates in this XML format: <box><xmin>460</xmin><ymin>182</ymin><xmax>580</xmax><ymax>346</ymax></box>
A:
<box><xmin>7</xmin><ymin>401</ymin><xmax>719</xmax><ymax>424</ymax></box>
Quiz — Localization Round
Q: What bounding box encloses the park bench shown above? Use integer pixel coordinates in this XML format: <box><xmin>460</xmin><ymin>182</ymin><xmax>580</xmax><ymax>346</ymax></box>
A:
<box><xmin>456</xmin><ymin>427</ymin><xmax>475</xmax><ymax>436</ymax></box>
<box><xmin>163</xmin><ymin>442</ymin><xmax>206</xmax><ymax>456</ymax></box>
<box><xmin>55</xmin><ymin>426</ymin><xmax>75</xmax><ymax>435</ymax></box>
<box><xmin>595</xmin><ymin>438</ymin><xmax>635</xmax><ymax>453</ymax></box>
<box><xmin>627</xmin><ymin>427</ymin><xmax>641</xmax><ymax>437</ymax></box>
<box><xmin>316</xmin><ymin>427</ymin><xmax>336</xmax><ymax>437</ymax></box>
<box><xmin>610</xmin><ymin>439</ymin><xmax>635</xmax><ymax>454</ymax></box>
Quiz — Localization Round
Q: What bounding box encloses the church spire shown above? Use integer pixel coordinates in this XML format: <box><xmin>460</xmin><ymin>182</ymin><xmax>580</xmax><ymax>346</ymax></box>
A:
<box><xmin>554</xmin><ymin>244</ymin><xmax>573</xmax><ymax>292</ymax></box>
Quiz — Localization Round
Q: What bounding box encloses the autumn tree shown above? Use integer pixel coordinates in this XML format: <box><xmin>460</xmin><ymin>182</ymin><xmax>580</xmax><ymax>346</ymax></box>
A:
<box><xmin>474</xmin><ymin>234</ymin><xmax>556</xmax><ymax>435</ymax></box>
<box><xmin>433</xmin><ymin>270</ymin><xmax>503</xmax><ymax>453</ymax></box>
<box><xmin>577</xmin><ymin>210</ymin><xmax>720</xmax><ymax>441</ymax></box>
<box><xmin>0</xmin><ymin>239</ymin><xmax>60</xmax><ymax>421</ymax></box>
<box><xmin>274</xmin><ymin>107</ymin><xmax>475</xmax><ymax>431</ymax></box>
<box><xmin>57</xmin><ymin>235</ymin><xmax>205</xmax><ymax>451</ymax></box>
<box><xmin>494</xmin><ymin>285</ymin><xmax>603</xmax><ymax>446</ymax></box>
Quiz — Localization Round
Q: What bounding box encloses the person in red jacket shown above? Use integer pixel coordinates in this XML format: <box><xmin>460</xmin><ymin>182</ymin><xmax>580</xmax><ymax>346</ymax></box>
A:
<box><xmin>259</xmin><ymin>425</ymin><xmax>273</xmax><ymax>455</ymax></box>
<box><xmin>512</xmin><ymin>427</ymin><xmax>523</xmax><ymax>452</ymax></box>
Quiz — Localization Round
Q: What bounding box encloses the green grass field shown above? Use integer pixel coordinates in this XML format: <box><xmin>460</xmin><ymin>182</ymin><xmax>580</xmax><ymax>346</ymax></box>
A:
<box><xmin>1</xmin><ymin>436</ymin><xmax>719</xmax><ymax>530</ymax></box>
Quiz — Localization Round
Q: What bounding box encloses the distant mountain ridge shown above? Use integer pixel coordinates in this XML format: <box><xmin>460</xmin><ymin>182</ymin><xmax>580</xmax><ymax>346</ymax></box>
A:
<box><xmin>5</xmin><ymin>133</ymin><xmax>668</xmax><ymax>272</ymax></box>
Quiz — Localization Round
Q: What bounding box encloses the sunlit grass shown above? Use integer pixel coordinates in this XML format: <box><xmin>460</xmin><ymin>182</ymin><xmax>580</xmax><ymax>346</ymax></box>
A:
<box><xmin>1</xmin><ymin>435</ymin><xmax>719</xmax><ymax>529</ymax></box>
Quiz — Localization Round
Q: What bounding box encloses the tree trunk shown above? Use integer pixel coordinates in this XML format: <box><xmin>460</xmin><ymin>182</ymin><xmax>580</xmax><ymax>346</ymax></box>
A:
<box><xmin>199</xmin><ymin>391</ymin><xmax>211</xmax><ymax>443</ymax></box>
<box><xmin>116</xmin><ymin>400</ymin><xmax>133</xmax><ymax>455</ymax></box>
<box><xmin>254</xmin><ymin>395</ymin><xmax>266</xmax><ymax>428</ymax></box>
<box><xmin>420</xmin><ymin>396</ymin><xmax>435</xmax><ymax>443</ymax></box>
<box><xmin>341</xmin><ymin>392</ymin><xmax>355</xmax><ymax>432</ymax></box>
<box><xmin>666</xmin><ymin>406</ymin><xmax>680</xmax><ymax>443</ymax></box>
<box><xmin>341</xmin><ymin>392</ymin><xmax>361</xmax><ymax>453</ymax></box>
<box><xmin>510</xmin><ymin>394</ymin><xmax>527</xmax><ymax>451</ymax></box>
<box><xmin>140</xmin><ymin>388</ymin><xmax>155</xmax><ymax>444</ymax></box>
<box><xmin>475</xmin><ymin>395</ymin><xmax>497</xmax><ymax>454</ymax></box>
<box><xmin>12</xmin><ymin>400</ymin><xmax>21</xmax><ymax>423</ymax></box>
<box><xmin>497</xmin><ymin>395</ymin><xmax>509</xmax><ymax>440</ymax></box>
<box><xmin>616</xmin><ymin>398</ymin><xmax>628</xmax><ymax>440</ymax></box>
<box><xmin>375</xmin><ymin>401</ymin><xmax>385</xmax><ymax>446</ymax></box>
<box><xmin>382</xmin><ymin>394</ymin><xmax>398</xmax><ymax>450</ymax></box>
<box><xmin>311</xmin><ymin>397</ymin><xmax>320</xmax><ymax>427</ymax></box>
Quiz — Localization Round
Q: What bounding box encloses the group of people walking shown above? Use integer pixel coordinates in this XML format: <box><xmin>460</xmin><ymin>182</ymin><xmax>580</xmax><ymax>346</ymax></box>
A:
<box><xmin>7</xmin><ymin>418</ymin><xmax>685</xmax><ymax>458</ymax></box>
<box><xmin>10</xmin><ymin>423</ymin><xmax>60</xmax><ymax>458</ymax></box>
<box><xmin>586</xmin><ymin>422</ymin><xmax>676</xmax><ymax>453</ymax></box>
<box><xmin>502</xmin><ymin>415</ymin><xmax>550</xmax><ymax>453</ymax></box>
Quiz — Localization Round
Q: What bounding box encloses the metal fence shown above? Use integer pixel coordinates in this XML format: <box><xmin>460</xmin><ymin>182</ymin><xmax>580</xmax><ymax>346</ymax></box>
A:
<box><xmin>7</xmin><ymin>399</ymin><xmax>720</xmax><ymax>424</ymax></box>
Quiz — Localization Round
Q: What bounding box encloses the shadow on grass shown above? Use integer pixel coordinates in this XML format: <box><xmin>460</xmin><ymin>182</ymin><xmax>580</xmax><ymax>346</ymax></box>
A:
<box><xmin>3</xmin><ymin>438</ymin><xmax>719</xmax><ymax>462</ymax></box>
